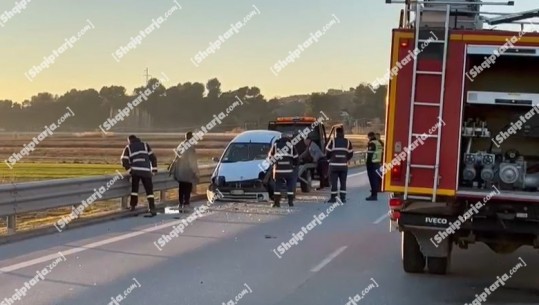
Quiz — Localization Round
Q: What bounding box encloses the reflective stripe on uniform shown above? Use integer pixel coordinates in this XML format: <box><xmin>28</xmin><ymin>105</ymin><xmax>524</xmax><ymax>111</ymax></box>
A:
<box><xmin>131</xmin><ymin>166</ymin><xmax>151</xmax><ymax>171</ymax></box>
<box><xmin>132</xmin><ymin>158</ymin><xmax>146</xmax><ymax>163</ymax></box>
<box><xmin>275</xmin><ymin>169</ymin><xmax>293</xmax><ymax>173</ymax></box>
<box><xmin>147</xmin><ymin>195</ymin><xmax>154</xmax><ymax>198</ymax></box>
<box><xmin>330</xmin><ymin>163</ymin><xmax>348</xmax><ymax>166</ymax></box>
<box><xmin>326</xmin><ymin>140</ymin><xmax>334</xmax><ymax>152</ymax></box>
<box><xmin>131</xmin><ymin>193</ymin><xmax>138</xmax><ymax>196</ymax></box>
<box><xmin>276</xmin><ymin>154</ymin><xmax>294</xmax><ymax>158</ymax></box>
<box><xmin>130</xmin><ymin>151</ymin><xmax>148</xmax><ymax>157</ymax></box>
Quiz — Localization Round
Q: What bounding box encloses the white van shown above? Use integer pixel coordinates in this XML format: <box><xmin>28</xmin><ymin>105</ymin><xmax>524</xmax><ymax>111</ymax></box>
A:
<box><xmin>207</xmin><ymin>130</ymin><xmax>281</xmax><ymax>202</ymax></box>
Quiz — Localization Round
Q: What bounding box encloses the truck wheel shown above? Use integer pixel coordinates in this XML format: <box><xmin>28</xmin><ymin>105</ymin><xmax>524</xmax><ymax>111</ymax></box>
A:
<box><xmin>300</xmin><ymin>170</ymin><xmax>312</xmax><ymax>193</ymax></box>
<box><xmin>427</xmin><ymin>257</ymin><xmax>449</xmax><ymax>275</ymax></box>
<box><xmin>402</xmin><ymin>231</ymin><xmax>425</xmax><ymax>273</ymax></box>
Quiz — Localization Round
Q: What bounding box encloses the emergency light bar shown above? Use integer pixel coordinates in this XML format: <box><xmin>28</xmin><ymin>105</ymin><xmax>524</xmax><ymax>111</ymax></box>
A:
<box><xmin>276</xmin><ymin>117</ymin><xmax>316</xmax><ymax>122</ymax></box>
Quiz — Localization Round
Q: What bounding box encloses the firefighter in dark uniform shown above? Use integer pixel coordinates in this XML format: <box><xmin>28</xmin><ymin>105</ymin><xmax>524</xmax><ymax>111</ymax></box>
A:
<box><xmin>121</xmin><ymin>135</ymin><xmax>158</xmax><ymax>216</ymax></box>
<box><xmin>269</xmin><ymin>134</ymin><xmax>299</xmax><ymax>207</ymax></box>
<box><xmin>366</xmin><ymin>132</ymin><xmax>383</xmax><ymax>201</ymax></box>
<box><xmin>325</xmin><ymin>126</ymin><xmax>353</xmax><ymax>203</ymax></box>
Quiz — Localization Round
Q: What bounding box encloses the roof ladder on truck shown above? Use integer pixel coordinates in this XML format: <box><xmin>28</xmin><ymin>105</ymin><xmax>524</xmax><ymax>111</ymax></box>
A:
<box><xmin>386</xmin><ymin>0</ymin><xmax>517</xmax><ymax>202</ymax></box>
<box><xmin>404</xmin><ymin>2</ymin><xmax>451</xmax><ymax>202</ymax></box>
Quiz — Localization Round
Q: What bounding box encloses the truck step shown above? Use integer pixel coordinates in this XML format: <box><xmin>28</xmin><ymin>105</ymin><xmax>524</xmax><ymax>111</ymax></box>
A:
<box><xmin>412</xmin><ymin>133</ymin><xmax>439</xmax><ymax>138</ymax></box>
<box><xmin>406</xmin><ymin>195</ymin><xmax>433</xmax><ymax>200</ymax></box>
<box><xmin>416</xmin><ymin>70</ymin><xmax>443</xmax><ymax>75</ymax></box>
<box><xmin>414</xmin><ymin>101</ymin><xmax>441</xmax><ymax>107</ymax></box>
<box><xmin>410</xmin><ymin>164</ymin><xmax>438</xmax><ymax>169</ymax></box>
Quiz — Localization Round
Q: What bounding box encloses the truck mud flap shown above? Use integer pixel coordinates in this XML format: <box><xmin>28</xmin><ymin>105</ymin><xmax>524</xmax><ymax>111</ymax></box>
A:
<box><xmin>399</xmin><ymin>213</ymin><xmax>454</xmax><ymax>257</ymax></box>
<box><xmin>413</xmin><ymin>230</ymin><xmax>451</xmax><ymax>258</ymax></box>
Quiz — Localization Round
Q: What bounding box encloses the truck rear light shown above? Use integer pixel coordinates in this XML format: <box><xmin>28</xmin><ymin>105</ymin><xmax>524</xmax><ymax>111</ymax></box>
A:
<box><xmin>389</xmin><ymin>197</ymin><xmax>403</xmax><ymax>208</ymax></box>
<box><xmin>391</xmin><ymin>163</ymin><xmax>402</xmax><ymax>180</ymax></box>
<box><xmin>390</xmin><ymin>211</ymin><xmax>401</xmax><ymax>221</ymax></box>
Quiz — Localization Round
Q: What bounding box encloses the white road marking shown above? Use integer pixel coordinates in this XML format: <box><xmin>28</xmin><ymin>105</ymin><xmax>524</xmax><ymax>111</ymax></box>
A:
<box><xmin>373</xmin><ymin>211</ymin><xmax>390</xmax><ymax>224</ymax></box>
<box><xmin>0</xmin><ymin>212</ymin><xmax>215</xmax><ymax>274</ymax></box>
<box><xmin>310</xmin><ymin>246</ymin><xmax>348</xmax><ymax>272</ymax></box>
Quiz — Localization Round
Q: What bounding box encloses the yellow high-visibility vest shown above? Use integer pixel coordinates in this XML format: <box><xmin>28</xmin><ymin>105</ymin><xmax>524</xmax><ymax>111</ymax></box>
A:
<box><xmin>372</xmin><ymin>140</ymin><xmax>383</xmax><ymax>163</ymax></box>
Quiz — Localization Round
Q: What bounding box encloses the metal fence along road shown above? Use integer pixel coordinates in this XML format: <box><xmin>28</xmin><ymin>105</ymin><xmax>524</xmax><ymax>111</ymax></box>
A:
<box><xmin>0</xmin><ymin>152</ymin><xmax>367</xmax><ymax>235</ymax></box>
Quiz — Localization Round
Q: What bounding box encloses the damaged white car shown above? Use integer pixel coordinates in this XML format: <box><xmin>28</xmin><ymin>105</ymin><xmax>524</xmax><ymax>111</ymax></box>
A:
<box><xmin>207</xmin><ymin>130</ymin><xmax>281</xmax><ymax>202</ymax></box>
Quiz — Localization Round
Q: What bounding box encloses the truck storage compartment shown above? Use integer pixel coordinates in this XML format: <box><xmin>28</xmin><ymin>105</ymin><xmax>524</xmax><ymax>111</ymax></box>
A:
<box><xmin>466</xmin><ymin>48</ymin><xmax>539</xmax><ymax>97</ymax></box>
<box><xmin>458</xmin><ymin>51</ymin><xmax>539</xmax><ymax>201</ymax></box>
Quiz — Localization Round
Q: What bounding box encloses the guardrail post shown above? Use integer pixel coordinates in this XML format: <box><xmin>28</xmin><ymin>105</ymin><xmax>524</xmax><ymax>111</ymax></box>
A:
<box><xmin>6</xmin><ymin>215</ymin><xmax>16</xmax><ymax>235</ymax></box>
<box><xmin>160</xmin><ymin>190</ymin><xmax>167</xmax><ymax>202</ymax></box>
<box><xmin>121</xmin><ymin>196</ymin><xmax>129</xmax><ymax>209</ymax></box>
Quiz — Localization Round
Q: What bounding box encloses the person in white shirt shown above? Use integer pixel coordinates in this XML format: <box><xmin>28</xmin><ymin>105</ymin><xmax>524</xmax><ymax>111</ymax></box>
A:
<box><xmin>300</xmin><ymin>135</ymin><xmax>329</xmax><ymax>190</ymax></box>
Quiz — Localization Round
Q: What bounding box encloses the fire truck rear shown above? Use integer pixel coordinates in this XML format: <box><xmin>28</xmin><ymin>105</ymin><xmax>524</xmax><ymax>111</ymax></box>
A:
<box><xmin>384</xmin><ymin>0</ymin><xmax>539</xmax><ymax>274</ymax></box>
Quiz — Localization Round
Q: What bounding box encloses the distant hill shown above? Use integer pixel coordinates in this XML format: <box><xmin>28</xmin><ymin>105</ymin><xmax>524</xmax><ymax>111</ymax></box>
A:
<box><xmin>274</xmin><ymin>95</ymin><xmax>310</xmax><ymax>104</ymax></box>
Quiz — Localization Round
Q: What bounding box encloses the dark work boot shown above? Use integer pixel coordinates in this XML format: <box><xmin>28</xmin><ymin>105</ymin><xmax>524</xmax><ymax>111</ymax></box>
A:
<box><xmin>272</xmin><ymin>195</ymin><xmax>281</xmax><ymax>208</ymax></box>
<box><xmin>130</xmin><ymin>195</ymin><xmax>138</xmax><ymax>211</ymax></box>
<box><xmin>287</xmin><ymin>195</ymin><xmax>294</xmax><ymax>207</ymax></box>
<box><xmin>365</xmin><ymin>192</ymin><xmax>378</xmax><ymax>201</ymax></box>
<box><xmin>327</xmin><ymin>195</ymin><xmax>337</xmax><ymax>203</ymax></box>
<box><xmin>147</xmin><ymin>198</ymin><xmax>157</xmax><ymax>216</ymax></box>
<box><xmin>339</xmin><ymin>194</ymin><xmax>346</xmax><ymax>203</ymax></box>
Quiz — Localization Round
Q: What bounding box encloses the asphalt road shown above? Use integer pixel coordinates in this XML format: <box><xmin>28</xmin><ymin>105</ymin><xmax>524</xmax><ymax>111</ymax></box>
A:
<box><xmin>0</xmin><ymin>167</ymin><xmax>538</xmax><ymax>305</ymax></box>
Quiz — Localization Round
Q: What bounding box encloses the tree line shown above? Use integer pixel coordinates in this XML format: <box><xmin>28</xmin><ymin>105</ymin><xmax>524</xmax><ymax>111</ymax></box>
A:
<box><xmin>0</xmin><ymin>78</ymin><xmax>387</xmax><ymax>132</ymax></box>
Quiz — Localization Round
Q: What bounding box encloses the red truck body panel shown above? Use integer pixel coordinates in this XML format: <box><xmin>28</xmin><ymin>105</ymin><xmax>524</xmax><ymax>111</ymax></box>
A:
<box><xmin>384</xmin><ymin>29</ymin><xmax>539</xmax><ymax>197</ymax></box>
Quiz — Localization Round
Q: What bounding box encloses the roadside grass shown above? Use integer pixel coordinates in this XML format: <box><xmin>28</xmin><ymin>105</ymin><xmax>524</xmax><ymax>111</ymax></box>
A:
<box><xmin>0</xmin><ymin>163</ymin><xmax>124</xmax><ymax>182</ymax></box>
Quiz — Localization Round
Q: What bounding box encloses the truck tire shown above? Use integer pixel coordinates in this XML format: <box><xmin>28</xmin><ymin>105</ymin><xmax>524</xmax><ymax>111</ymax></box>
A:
<box><xmin>300</xmin><ymin>170</ymin><xmax>312</xmax><ymax>193</ymax></box>
<box><xmin>427</xmin><ymin>257</ymin><xmax>449</xmax><ymax>275</ymax></box>
<box><xmin>402</xmin><ymin>231</ymin><xmax>425</xmax><ymax>273</ymax></box>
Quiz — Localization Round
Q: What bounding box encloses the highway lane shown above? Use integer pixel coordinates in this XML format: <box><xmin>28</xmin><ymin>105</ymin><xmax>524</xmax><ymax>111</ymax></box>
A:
<box><xmin>0</xmin><ymin>167</ymin><xmax>538</xmax><ymax>305</ymax></box>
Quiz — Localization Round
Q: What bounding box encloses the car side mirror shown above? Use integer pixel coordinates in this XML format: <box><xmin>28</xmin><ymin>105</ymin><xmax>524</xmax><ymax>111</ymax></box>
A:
<box><xmin>212</xmin><ymin>157</ymin><xmax>220</xmax><ymax>162</ymax></box>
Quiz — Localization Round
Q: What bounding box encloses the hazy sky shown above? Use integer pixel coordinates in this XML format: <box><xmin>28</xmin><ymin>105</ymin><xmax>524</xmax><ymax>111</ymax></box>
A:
<box><xmin>0</xmin><ymin>0</ymin><xmax>537</xmax><ymax>103</ymax></box>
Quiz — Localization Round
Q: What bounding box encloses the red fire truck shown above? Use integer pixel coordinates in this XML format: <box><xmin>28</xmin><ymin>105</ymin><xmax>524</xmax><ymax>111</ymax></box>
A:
<box><xmin>383</xmin><ymin>0</ymin><xmax>539</xmax><ymax>274</ymax></box>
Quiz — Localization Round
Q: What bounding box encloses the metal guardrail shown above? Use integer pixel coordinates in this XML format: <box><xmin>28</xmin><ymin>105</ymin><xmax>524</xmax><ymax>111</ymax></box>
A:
<box><xmin>0</xmin><ymin>151</ymin><xmax>367</xmax><ymax>234</ymax></box>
